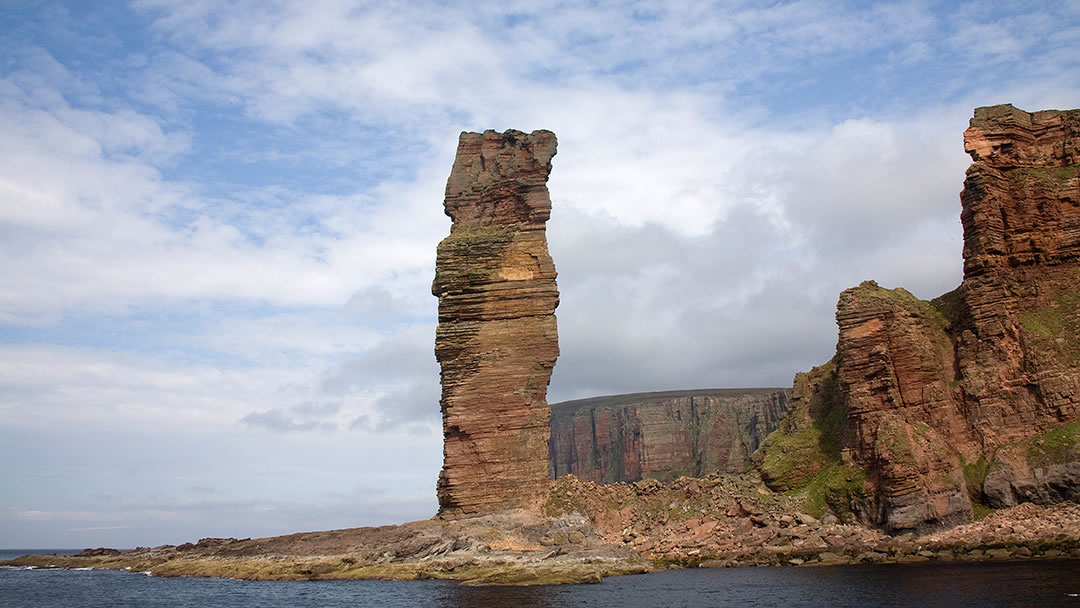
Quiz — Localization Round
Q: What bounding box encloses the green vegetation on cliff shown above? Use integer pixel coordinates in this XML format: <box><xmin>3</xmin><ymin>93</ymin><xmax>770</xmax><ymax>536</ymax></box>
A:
<box><xmin>1026</xmin><ymin>418</ymin><xmax>1080</xmax><ymax>468</ymax></box>
<box><xmin>1020</xmin><ymin>284</ymin><xmax>1080</xmax><ymax>366</ymax></box>
<box><xmin>756</xmin><ymin>359</ymin><xmax>867</xmax><ymax>518</ymax></box>
<box><xmin>855</xmin><ymin>282</ymin><xmax>956</xmax><ymax>353</ymax></box>
<box><xmin>961</xmin><ymin>454</ymin><xmax>991</xmax><ymax>496</ymax></box>
<box><xmin>930</xmin><ymin>287</ymin><xmax>965</xmax><ymax>332</ymax></box>
<box><xmin>1013</xmin><ymin>166</ymin><xmax>1077</xmax><ymax>187</ymax></box>
<box><xmin>802</xmin><ymin>464</ymin><xmax>868</xmax><ymax>520</ymax></box>
<box><xmin>758</xmin><ymin>360</ymin><xmax>842</xmax><ymax>490</ymax></box>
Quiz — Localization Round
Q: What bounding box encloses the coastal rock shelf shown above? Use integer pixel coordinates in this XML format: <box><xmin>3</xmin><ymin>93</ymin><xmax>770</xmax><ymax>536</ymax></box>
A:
<box><xmin>5</xmin><ymin>477</ymin><xmax>1078</xmax><ymax>584</ymax></box>
<box><xmin>433</xmin><ymin>129</ymin><xmax>561</xmax><ymax>517</ymax></box>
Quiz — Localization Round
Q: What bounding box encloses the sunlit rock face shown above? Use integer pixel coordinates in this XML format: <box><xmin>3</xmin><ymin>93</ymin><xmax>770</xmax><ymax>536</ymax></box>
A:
<box><xmin>956</xmin><ymin>104</ymin><xmax>1080</xmax><ymax>445</ymax></box>
<box><xmin>954</xmin><ymin>105</ymin><xmax>1080</xmax><ymax>511</ymax></box>
<box><xmin>433</xmin><ymin>129</ymin><xmax>560</xmax><ymax>517</ymax></box>
<box><xmin>839</xmin><ymin>105</ymin><xmax>1080</xmax><ymax>532</ymax></box>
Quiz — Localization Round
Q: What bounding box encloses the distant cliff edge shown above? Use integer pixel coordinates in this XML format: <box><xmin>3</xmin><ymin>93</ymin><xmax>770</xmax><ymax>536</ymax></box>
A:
<box><xmin>550</xmin><ymin>388</ymin><xmax>790</xmax><ymax>484</ymax></box>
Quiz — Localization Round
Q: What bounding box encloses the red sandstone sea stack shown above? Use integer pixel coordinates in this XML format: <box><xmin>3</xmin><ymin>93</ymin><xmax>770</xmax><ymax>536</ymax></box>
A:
<box><xmin>433</xmin><ymin>129</ymin><xmax>560</xmax><ymax>517</ymax></box>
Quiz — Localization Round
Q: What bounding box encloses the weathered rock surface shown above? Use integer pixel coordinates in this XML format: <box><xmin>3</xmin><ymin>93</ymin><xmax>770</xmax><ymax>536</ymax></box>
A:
<box><xmin>758</xmin><ymin>105</ymin><xmax>1080</xmax><ymax>534</ymax></box>
<box><xmin>544</xmin><ymin>474</ymin><xmax>1080</xmax><ymax>568</ymax></box>
<box><xmin>834</xmin><ymin>282</ymin><xmax>974</xmax><ymax>533</ymax></box>
<box><xmin>433</xmin><ymin>129</ymin><xmax>561</xmax><ymax>517</ymax></box>
<box><xmin>956</xmin><ymin>105</ymin><xmax>1080</xmax><ymax>444</ymax></box>
<box><xmin>550</xmin><ymin>389</ymin><xmax>789</xmax><ymax>484</ymax></box>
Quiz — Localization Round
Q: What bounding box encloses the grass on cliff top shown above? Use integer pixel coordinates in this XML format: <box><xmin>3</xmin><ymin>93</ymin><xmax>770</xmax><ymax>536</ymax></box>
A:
<box><xmin>853</xmin><ymin>281</ymin><xmax>955</xmax><ymax>353</ymax></box>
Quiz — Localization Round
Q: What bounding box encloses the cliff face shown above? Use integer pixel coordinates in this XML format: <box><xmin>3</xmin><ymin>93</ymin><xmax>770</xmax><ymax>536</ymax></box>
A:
<box><xmin>759</xmin><ymin>105</ymin><xmax>1080</xmax><ymax>534</ymax></box>
<box><xmin>957</xmin><ymin>105</ymin><xmax>1080</xmax><ymax>508</ymax></box>
<box><xmin>433</xmin><ymin>129</ymin><xmax>560</xmax><ymax>517</ymax></box>
<box><xmin>833</xmin><ymin>282</ymin><xmax>974</xmax><ymax>531</ymax></box>
<box><xmin>549</xmin><ymin>389</ymin><xmax>789</xmax><ymax>484</ymax></box>
<box><xmin>956</xmin><ymin>105</ymin><xmax>1080</xmax><ymax>445</ymax></box>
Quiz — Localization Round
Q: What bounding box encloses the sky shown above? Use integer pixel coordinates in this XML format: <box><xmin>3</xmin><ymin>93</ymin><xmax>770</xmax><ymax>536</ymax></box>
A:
<box><xmin>1</xmin><ymin>0</ymin><xmax>1078</xmax><ymax>550</ymax></box>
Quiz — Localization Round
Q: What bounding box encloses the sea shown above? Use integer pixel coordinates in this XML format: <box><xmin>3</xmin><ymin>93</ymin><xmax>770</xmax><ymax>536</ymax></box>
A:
<box><xmin>2</xmin><ymin>550</ymin><xmax>1079</xmax><ymax>607</ymax></box>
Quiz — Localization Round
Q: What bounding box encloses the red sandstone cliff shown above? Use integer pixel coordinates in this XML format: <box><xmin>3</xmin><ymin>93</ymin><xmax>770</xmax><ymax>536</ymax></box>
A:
<box><xmin>549</xmin><ymin>389</ymin><xmax>789</xmax><ymax>484</ymax></box>
<box><xmin>759</xmin><ymin>105</ymin><xmax>1080</xmax><ymax>533</ymax></box>
<box><xmin>958</xmin><ymin>105</ymin><xmax>1080</xmax><ymax>508</ymax></box>
<box><xmin>832</xmin><ymin>282</ymin><xmax>974</xmax><ymax>531</ymax></box>
<box><xmin>433</xmin><ymin>129</ymin><xmax>560</xmax><ymax>517</ymax></box>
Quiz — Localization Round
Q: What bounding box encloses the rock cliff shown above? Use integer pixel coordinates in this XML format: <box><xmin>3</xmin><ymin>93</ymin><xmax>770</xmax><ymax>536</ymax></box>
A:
<box><xmin>759</xmin><ymin>105</ymin><xmax>1080</xmax><ymax>534</ymax></box>
<box><xmin>549</xmin><ymin>389</ymin><xmax>789</xmax><ymax>484</ymax></box>
<box><xmin>958</xmin><ymin>104</ymin><xmax>1080</xmax><ymax>509</ymax></box>
<box><xmin>833</xmin><ymin>282</ymin><xmax>973</xmax><ymax>532</ymax></box>
<box><xmin>433</xmin><ymin>129</ymin><xmax>560</xmax><ymax>517</ymax></box>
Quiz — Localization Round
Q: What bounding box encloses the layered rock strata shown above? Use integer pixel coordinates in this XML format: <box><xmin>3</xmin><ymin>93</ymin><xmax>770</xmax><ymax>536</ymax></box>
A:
<box><xmin>433</xmin><ymin>129</ymin><xmax>560</xmax><ymax>517</ymax></box>
<box><xmin>832</xmin><ymin>282</ymin><xmax>974</xmax><ymax>532</ymax></box>
<box><xmin>759</xmin><ymin>105</ymin><xmax>1080</xmax><ymax>534</ymax></box>
<box><xmin>956</xmin><ymin>104</ymin><xmax>1080</xmax><ymax>446</ymax></box>
<box><xmin>550</xmin><ymin>389</ymin><xmax>790</xmax><ymax>484</ymax></box>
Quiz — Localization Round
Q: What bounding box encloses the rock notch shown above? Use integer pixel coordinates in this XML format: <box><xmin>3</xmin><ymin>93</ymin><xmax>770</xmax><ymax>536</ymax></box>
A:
<box><xmin>433</xmin><ymin>129</ymin><xmax>560</xmax><ymax>517</ymax></box>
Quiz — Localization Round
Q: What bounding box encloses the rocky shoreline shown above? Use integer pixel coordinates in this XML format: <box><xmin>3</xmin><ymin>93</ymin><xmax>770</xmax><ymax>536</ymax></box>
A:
<box><xmin>5</xmin><ymin>476</ymin><xmax>1079</xmax><ymax>585</ymax></box>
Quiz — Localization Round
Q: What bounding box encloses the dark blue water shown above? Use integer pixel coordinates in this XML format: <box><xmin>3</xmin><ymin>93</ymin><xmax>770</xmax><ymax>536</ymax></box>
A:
<box><xmin>3</xmin><ymin>552</ymin><xmax>1079</xmax><ymax>607</ymax></box>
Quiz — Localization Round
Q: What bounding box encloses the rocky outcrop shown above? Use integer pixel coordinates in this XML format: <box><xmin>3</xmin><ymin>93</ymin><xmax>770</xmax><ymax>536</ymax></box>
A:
<box><xmin>833</xmin><ymin>282</ymin><xmax>974</xmax><ymax>533</ymax></box>
<box><xmin>433</xmin><ymin>129</ymin><xmax>561</xmax><ymax>517</ymax></box>
<box><xmin>549</xmin><ymin>389</ymin><xmax>789</xmax><ymax>484</ymax></box>
<box><xmin>759</xmin><ymin>105</ymin><xmax>1080</xmax><ymax>534</ymax></box>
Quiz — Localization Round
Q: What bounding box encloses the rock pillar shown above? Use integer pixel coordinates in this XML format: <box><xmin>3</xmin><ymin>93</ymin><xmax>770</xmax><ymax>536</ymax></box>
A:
<box><xmin>432</xmin><ymin>129</ymin><xmax>560</xmax><ymax>517</ymax></box>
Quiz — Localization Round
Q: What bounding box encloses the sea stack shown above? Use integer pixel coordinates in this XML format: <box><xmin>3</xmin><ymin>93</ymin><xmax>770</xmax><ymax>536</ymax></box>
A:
<box><xmin>432</xmin><ymin>129</ymin><xmax>560</xmax><ymax>517</ymax></box>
